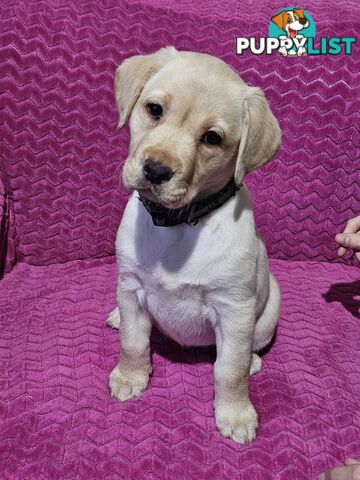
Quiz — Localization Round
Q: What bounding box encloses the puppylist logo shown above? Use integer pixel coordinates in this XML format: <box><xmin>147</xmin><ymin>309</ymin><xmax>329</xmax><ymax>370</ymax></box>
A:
<box><xmin>236</xmin><ymin>7</ymin><xmax>356</xmax><ymax>56</ymax></box>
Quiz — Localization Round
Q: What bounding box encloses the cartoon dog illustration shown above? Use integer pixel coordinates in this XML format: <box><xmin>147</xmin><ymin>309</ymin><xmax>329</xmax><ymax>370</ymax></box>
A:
<box><xmin>271</xmin><ymin>9</ymin><xmax>309</xmax><ymax>56</ymax></box>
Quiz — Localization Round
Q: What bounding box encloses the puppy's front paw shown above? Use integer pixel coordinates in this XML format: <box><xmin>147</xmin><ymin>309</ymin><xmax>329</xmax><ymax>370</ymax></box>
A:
<box><xmin>215</xmin><ymin>401</ymin><xmax>258</xmax><ymax>444</ymax></box>
<box><xmin>109</xmin><ymin>365</ymin><xmax>149</xmax><ymax>401</ymax></box>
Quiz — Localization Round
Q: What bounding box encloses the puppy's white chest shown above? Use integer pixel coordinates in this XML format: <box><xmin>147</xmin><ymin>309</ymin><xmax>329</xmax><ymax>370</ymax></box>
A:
<box><xmin>136</xmin><ymin>273</ymin><xmax>216</xmax><ymax>346</ymax></box>
<box><xmin>116</xmin><ymin>189</ymin><xmax>256</xmax><ymax>347</ymax></box>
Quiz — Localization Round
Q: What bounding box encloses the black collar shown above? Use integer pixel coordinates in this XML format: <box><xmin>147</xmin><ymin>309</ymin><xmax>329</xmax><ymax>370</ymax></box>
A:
<box><xmin>138</xmin><ymin>177</ymin><xmax>242</xmax><ymax>227</ymax></box>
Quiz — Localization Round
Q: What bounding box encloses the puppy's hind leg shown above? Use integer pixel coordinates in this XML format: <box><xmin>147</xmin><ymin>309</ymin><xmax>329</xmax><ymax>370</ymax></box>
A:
<box><xmin>248</xmin><ymin>274</ymin><xmax>280</xmax><ymax>376</ymax></box>
<box><xmin>252</xmin><ymin>272</ymin><xmax>281</xmax><ymax>353</ymax></box>
<box><xmin>106</xmin><ymin>307</ymin><xmax>120</xmax><ymax>329</ymax></box>
<box><xmin>250</xmin><ymin>353</ymin><xmax>262</xmax><ymax>376</ymax></box>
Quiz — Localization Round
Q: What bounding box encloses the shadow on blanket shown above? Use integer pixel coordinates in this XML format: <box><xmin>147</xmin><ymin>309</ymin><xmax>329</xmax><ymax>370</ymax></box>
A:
<box><xmin>323</xmin><ymin>280</ymin><xmax>360</xmax><ymax>319</ymax></box>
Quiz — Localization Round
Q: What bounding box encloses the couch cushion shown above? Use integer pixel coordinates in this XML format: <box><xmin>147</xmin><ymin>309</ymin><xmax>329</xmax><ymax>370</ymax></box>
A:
<box><xmin>1</xmin><ymin>0</ymin><xmax>359</xmax><ymax>267</ymax></box>
<box><xmin>1</xmin><ymin>257</ymin><xmax>359</xmax><ymax>479</ymax></box>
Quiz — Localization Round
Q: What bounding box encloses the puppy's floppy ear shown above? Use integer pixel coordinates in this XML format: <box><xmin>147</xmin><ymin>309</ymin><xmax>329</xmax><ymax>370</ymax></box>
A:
<box><xmin>271</xmin><ymin>11</ymin><xmax>287</xmax><ymax>30</ymax></box>
<box><xmin>115</xmin><ymin>46</ymin><xmax>177</xmax><ymax>129</ymax></box>
<box><xmin>234</xmin><ymin>87</ymin><xmax>281</xmax><ymax>186</ymax></box>
<box><xmin>294</xmin><ymin>8</ymin><xmax>305</xmax><ymax>19</ymax></box>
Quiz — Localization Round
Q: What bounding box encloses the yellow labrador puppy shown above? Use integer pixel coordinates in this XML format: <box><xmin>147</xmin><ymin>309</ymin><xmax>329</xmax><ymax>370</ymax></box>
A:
<box><xmin>108</xmin><ymin>46</ymin><xmax>281</xmax><ymax>444</ymax></box>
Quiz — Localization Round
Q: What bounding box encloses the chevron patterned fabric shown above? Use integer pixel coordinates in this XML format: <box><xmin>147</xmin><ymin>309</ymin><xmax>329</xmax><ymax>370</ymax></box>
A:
<box><xmin>0</xmin><ymin>0</ymin><xmax>359</xmax><ymax>478</ymax></box>
<box><xmin>1</xmin><ymin>258</ymin><xmax>360</xmax><ymax>479</ymax></box>
<box><xmin>1</xmin><ymin>0</ymin><xmax>359</xmax><ymax>268</ymax></box>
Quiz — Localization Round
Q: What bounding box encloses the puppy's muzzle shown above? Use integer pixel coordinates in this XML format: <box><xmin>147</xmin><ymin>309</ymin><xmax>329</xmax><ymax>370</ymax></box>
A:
<box><xmin>143</xmin><ymin>158</ymin><xmax>174</xmax><ymax>185</ymax></box>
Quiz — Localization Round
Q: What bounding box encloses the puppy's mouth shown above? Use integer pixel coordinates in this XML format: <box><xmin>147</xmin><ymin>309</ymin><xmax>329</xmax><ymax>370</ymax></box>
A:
<box><xmin>138</xmin><ymin>183</ymin><xmax>190</xmax><ymax>209</ymax></box>
<box><xmin>123</xmin><ymin>174</ymin><xmax>190</xmax><ymax>209</ymax></box>
<box><xmin>288</xmin><ymin>27</ymin><xmax>297</xmax><ymax>38</ymax></box>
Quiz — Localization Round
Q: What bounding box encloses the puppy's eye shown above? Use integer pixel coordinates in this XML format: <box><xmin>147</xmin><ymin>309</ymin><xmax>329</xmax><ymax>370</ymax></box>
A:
<box><xmin>147</xmin><ymin>103</ymin><xmax>163</xmax><ymax>119</ymax></box>
<box><xmin>201</xmin><ymin>131</ymin><xmax>222</xmax><ymax>146</ymax></box>
<box><xmin>287</xmin><ymin>17</ymin><xmax>292</xmax><ymax>22</ymax></box>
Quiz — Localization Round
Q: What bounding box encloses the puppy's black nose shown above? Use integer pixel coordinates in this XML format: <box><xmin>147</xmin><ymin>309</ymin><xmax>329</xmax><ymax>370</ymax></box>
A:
<box><xmin>143</xmin><ymin>159</ymin><xmax>174</xmax><ymax>185</ymax></box>
<box><xmin>299</xmin><ymin>17</ymin><xmax>307</xmax><ymax>25</ymax></box>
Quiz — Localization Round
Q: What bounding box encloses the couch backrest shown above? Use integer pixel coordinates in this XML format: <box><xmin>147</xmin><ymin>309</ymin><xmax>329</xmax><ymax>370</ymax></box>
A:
<box><xmin>1</xmin><ymin>0</ymin><xmax>359</xmax><ymax>270</ymax></box>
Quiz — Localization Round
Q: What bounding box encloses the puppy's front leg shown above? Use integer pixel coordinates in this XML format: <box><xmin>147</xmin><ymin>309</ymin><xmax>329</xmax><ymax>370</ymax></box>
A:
<box><xmin>109</xmin><ymin>285</ymin><xmax>152</xmax><ymax>402</ymax></box>
<box><xmin>214</xmin><ymin>301</ymin><xmax>258</xmax><ymax>444</ymax></box>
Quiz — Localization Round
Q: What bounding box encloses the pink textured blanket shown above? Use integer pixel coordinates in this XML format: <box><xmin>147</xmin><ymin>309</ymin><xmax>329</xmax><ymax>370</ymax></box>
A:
<box><xmin>1</xmin><ymin>0</ymin><xmax>359</xmax><ymax>478</ymax></box>
<box><xmin>1</xmin><ymin>257</ymin><xmax>359</xmax><ymax>479</ymax></box>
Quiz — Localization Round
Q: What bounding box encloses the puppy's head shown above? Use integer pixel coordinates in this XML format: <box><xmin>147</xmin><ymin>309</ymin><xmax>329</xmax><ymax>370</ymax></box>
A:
<box><xmin>115</xmin><ymin>47</ymin><xmax>281</xmax><ymax>208</ymax></box>
<box><xmin>271</xmin><ymin>9</ymin><xmax>309</xmax><ymax>37</ymax></box>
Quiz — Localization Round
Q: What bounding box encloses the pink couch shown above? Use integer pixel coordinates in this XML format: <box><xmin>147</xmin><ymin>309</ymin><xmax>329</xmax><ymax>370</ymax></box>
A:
<box><xmin>1</xmin><ymin>0</ymin><xmax>359</xmax><ymax>478</ymax></box>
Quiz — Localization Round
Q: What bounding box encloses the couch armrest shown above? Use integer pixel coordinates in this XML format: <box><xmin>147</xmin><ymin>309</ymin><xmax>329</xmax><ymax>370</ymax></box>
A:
<box><xmin>0</xmin><ymin>176</ymin><xmax>16</xmax><ymax>278</ymax></box>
